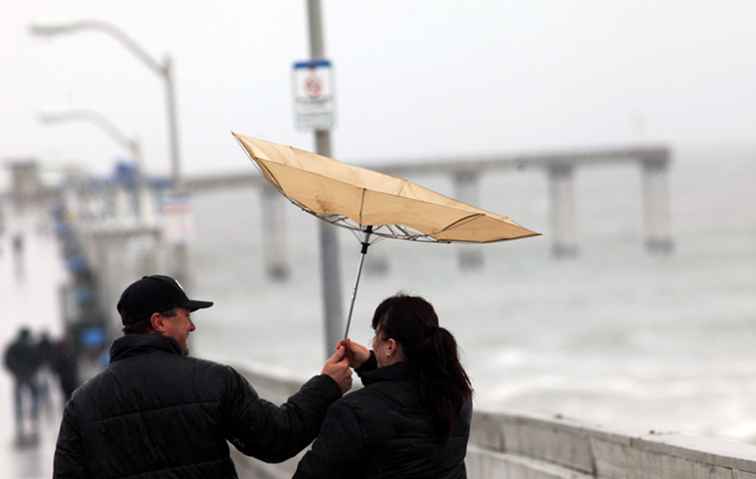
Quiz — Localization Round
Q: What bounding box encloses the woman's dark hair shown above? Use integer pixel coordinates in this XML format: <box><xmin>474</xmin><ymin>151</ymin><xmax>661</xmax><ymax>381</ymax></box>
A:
<box><xmin>372</xmin><ymin>294</ymin><xmax>472</xmax><ymax>439</ymax></box>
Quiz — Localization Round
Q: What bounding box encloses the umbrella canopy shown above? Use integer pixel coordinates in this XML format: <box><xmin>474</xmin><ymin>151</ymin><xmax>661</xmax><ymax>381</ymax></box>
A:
<box><xmin>232</xmin><ymin>133</ymin><xmax>540</xmax><ymax>243</ymax></box>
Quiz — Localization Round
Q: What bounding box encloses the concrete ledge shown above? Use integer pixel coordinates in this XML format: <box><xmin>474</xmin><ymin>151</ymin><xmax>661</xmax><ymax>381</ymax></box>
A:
<box><xmin>467</xmin><ymin>445</ymin><xmax>593</xmax><ymax>479</ymax></box>
<box><xmin>228</xmin><ymin>362</ymin><xmax>756</xmax><ymax>479</ymax></box>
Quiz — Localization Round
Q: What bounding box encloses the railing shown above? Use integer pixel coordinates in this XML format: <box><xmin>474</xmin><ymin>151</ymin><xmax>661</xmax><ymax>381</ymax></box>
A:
<box><xmin>229</xmin><ymin>362</ymin><xmax>756</xmax><ymax>479</ymax></box>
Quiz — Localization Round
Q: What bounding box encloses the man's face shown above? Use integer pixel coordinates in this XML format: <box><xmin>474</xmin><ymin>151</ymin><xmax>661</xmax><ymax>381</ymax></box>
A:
<box><xmin>159</xmin><ymin>308</ymin><xmax>196</xmax><ymax>354</ymax></box>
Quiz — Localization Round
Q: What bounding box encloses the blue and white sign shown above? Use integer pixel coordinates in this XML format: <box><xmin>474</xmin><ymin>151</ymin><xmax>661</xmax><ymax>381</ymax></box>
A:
<box><xmin>292</xmin><ymin>59</ymin><xmax>335</xmax><ymax>131</ymax></box>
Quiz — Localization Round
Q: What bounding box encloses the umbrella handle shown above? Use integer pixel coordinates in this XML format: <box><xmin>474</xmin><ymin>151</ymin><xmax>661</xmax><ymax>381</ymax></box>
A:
<box><xmin>343</xmin><ymin>226</ymin><xmax>373</xmax><ymax>340</ymax></box>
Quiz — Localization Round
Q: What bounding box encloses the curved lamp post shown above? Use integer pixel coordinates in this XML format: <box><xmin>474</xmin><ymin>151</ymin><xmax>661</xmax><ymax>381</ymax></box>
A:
<box><xmin>30</xmin><ymin>20</ymin><xmax>182</xmax><ymax>189</ymax></box>
<box><xmin>38</xmin><ymin>109</ymin><xmax>146</xmax><ymax>218</ymax></box>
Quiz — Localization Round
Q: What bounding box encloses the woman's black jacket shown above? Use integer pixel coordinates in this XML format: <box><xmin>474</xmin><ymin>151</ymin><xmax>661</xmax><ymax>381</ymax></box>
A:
<box><xmin>294</xmin><ymin>353</ymin><xmax>472</xmax><ymax>479</ymax></box>
<box><xmin>53</xmin><ymin>334</ymin><xmax>342</xmax><ymax>478</ymax></box>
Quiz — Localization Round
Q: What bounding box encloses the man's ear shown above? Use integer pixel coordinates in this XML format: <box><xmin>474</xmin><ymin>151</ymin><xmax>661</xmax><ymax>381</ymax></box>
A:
<box><xmin>149</xmin><ymin>312</ymin><xmax>165</xmax><ymax>332</ymax></box>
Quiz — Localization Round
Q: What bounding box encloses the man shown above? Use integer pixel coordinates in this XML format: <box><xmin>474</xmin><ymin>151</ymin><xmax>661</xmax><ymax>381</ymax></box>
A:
<box><xmin>4</xmin><ymin>327</ymin><xmax>41</xmax><ymax>443</ymax></box>
<box><xmin>53</xmin><ymin>274</ymin><xmax>352</xmax><ymax>478</ymax></box>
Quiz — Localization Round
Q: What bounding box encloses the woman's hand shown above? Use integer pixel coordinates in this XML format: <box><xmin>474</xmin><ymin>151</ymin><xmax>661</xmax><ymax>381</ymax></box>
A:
<box><xmin>337</xmin><ymin>339</ymin><xmax>370</xmax><ymax>369</ymax></box>
<box><xmin>321</xmin><ymin>345</ymin><xmax>353</xmax><ymax>394</ymax></box>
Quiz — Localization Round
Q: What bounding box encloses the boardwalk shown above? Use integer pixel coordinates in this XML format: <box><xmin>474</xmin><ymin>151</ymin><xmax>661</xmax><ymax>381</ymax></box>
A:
<box><xmin>0</xmin><ymin>207</ymin><xmax>67</xmax><ymax>478</ymax></box>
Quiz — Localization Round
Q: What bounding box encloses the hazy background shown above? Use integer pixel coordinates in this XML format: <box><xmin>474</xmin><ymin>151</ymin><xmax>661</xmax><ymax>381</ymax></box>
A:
<box><xmin>2</xmin><ymin>0</ymin><xmax>756</xmax><ymax>459</ymax></box>
<box><xmin>4</xmin><ymin>1</ymin><xmax>756</xmax><ymax>175</ymax></box>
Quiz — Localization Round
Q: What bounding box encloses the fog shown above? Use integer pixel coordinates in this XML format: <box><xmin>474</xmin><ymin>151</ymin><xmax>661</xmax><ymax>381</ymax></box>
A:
<box><xmin>3</xmin><ymin>1</ymin><xmax>756</xmax><ymax>177</ymax></box>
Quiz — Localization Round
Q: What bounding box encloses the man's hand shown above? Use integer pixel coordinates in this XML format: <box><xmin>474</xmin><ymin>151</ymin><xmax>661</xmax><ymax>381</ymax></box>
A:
<box><xmin>337</xmin><ymin>339</ymin><xmax>370</xmax><ymax>369</ymax></box>
<box><xmin>321</xmin><ymin>346</ymin><xmax>352</xmax><ymax>394</ymax></box>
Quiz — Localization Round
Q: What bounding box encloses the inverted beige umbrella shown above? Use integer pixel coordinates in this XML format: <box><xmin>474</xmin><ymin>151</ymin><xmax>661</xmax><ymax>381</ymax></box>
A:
<box><xmin>232</xmin><ymin>133</ymin><xmax>540</xmax><ymax>337</ymax></box>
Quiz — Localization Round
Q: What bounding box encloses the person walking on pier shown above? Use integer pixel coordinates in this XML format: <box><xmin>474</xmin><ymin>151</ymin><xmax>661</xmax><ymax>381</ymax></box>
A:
<box><xmin>34</xmin><ymin>331</ymin><xmax>56</xmax><ymax>420</ymax></box>
<box><xmin>294</xmin><ymin>294</ymin><xmax>473</xmax><ymax>479</ymax></box>
<box><xmin>11</xmin><ymin>233</ymin><xmax>25</xmax><ymax>280</ymax></box>
<box><xmin>51</xmin><ymin>334</ymin><xmax>79</xmax><ymax>403</ymax></box>
<box><xmin>53</xmin><ymin>274</ymin><xmax>353</xmax><ymax>478</ymax></box>
<box><xmin>3</xmin><ymin>327</ymin><xmax>41</xmax><ymax>444</ymax></box>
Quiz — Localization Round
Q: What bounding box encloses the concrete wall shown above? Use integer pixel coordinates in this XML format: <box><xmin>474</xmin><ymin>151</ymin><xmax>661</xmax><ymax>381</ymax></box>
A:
<box><xmin>230</xmin><ymin>363</ymin><xmax>756</xmax><ymax>479</ymax></box>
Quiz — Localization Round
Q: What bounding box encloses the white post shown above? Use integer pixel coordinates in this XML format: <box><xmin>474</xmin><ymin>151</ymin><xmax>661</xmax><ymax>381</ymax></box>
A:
<box><xmin>642</xmin><ymin>156</ymin><xmax>674</xmax><ymax>254</ymax></box>
<box><xmin>453</xmin><ymin>170</ymin><xmax>484</xmax><ymax>269</ymax></box>
<box><xmin>548</xmin><ymin>163</ymin><xmax>578</xmax><ymax>258</ymax></box>
<box><xmin>260</xmin><ymin>184</ymin><xmax>289</xmax><ymax>281</ymax></box>
<box><xmin>113</xmin><ymin>186</ymin><xmax>133</xmax><ymax>223</ymax></box>
<box><xmin>62</xmin><ymin>185</ymin><xmax>82</xmax><ymax>221</ymax></box>
<box><xmin>138</xmin><ymin>185</ymin><xmax>156</xmax><ymax>226</ymax></box>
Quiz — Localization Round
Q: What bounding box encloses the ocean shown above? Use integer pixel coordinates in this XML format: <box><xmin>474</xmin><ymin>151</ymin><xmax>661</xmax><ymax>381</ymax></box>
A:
<box><xmin>187</xmin><ymin>144</ymin><xmax>755</xmax><ymax>442</ymax></box>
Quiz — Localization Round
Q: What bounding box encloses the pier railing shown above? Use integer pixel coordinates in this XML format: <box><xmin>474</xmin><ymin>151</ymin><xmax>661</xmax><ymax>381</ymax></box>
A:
<box><xmin>230</xmin><ymin>362</ymin><xmax>756</xmax><ymax>479</ymax></box>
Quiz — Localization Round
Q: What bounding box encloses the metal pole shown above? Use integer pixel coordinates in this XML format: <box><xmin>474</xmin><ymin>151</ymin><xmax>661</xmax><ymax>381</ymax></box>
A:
<box><xmin>162</xmin><ymin>55</ymin><xmax>190</xmax><ymax>287</ymax></box>
<box><xmin>37</xmin><ymin>110</ymin><xmax>146</xmax><ymax>219</ymax></box>
<box><xmin>343</xmin><ymin>226</ymin><xmax>372</xmax><ymax>340</ymax></box>
<box><xmin>163</xmin><ymin>56</ymin><xmax>182</xmax><ymax>189</ymax></box>
<box><xmin>307</xmin><ymin>0</ymin><xmax>344</xmax><ymax>358</ymax></box>
<box><xmin>130</xmin><ymin>139</ymin><xmax>145</xmax><ymax>221</ymax></box>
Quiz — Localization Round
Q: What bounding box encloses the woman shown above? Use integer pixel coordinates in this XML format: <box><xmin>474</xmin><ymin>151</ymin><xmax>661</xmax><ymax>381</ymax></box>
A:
<box><xmin>294</xmin><ymin>294</ymin><xmax>473</xmax><ymax>479</ymax></box>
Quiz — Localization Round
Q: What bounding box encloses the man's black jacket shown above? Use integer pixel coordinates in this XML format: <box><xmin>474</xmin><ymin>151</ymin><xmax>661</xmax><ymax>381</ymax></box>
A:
<box><xmin>294</xmin><ymin>354</ymin><xmax>472</xmax><ymax>479</ymax></box>
<box><xmin>53</xmin><ymin>334</ymin><xmax>341</xmax><ymax>478</ymax></box>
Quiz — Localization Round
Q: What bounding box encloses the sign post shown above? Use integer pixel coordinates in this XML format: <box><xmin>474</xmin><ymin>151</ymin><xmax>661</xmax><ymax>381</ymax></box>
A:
<box><xmin>301</xmin><ymin>0</ymin><xmax>344</xmax><ymax>360</ymax></box>
<box><xmin>292</xmin><ymin>59</ymin><xmax>335</xmax><ymax>131</ymax></box>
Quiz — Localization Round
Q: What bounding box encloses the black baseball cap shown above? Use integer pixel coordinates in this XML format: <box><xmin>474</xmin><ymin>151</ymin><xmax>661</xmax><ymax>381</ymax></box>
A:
<box><xmin>117</xmin><ymin>275</ymin><xmax>214</xmax><ymax>325</ymax></box>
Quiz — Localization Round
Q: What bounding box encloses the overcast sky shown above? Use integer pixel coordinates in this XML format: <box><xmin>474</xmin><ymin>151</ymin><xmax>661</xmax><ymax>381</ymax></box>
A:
<box><xmin>3</xmin><ymin>1</ymin><xmax>756</xmax><ymax>177</ymax></box>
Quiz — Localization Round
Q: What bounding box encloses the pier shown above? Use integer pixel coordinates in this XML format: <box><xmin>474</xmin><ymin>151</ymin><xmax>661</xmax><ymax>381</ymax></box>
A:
<box><xmin>184</xmin><ymin>143</ymin><xmax>674</xmax><ymax>274</ymax></box>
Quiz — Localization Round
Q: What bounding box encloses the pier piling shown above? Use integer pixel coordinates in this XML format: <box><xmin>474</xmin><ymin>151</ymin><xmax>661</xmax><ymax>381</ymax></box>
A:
<box><xmin>548</xmin><ymin>163</ymin><xmax>579</xmax><ymax>259</ymax></box>
<box><xmin>453</xmin><ymin>170</ymin><xmax>485</xmax><ymax>269</ymax></box>
<box><xmin>641</xmin><ymin>155</ymin><xmax>674</xmax><ymax>254</ymax></box>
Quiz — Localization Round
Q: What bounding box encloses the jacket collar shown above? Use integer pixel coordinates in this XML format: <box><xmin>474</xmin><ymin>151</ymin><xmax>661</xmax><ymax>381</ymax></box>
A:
<box><xmin>360</xmin><ymin>361</ymin><xmax>412</xmax><ymax>386</ymax></box>
<box><xmin>110</xmin><ymin>334</ymin><xmax>183</xmax><ymax>363</ymax></box>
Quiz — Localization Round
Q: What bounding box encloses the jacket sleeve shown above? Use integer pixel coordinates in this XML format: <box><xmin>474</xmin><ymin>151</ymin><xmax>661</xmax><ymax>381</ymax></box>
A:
<box><xmin>293</xmin><ymin>399</ymin><xmax>365</xmax><ymax>479</ymax></box>
<box><xmin>53</xmin><ymin>402</ymin><xmax>88</xmax><ymax>478</ymax></box>
<box><xmin>222</xmin><ymin>366</ymin><xmax>342</xmax><ymax>463</ymax></box>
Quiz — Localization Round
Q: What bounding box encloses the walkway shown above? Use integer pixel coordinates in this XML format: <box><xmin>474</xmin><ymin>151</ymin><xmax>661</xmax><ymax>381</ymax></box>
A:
<box><xmin>0</xmin><ymin>206</ymin><xmax>67</xmax><ymax>478</ymax></box>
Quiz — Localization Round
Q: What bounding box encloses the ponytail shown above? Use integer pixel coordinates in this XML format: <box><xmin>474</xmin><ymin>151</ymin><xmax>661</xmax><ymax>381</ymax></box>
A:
<box><xmin>372</xmin><ymin>295</ymin><xmax>473</xmax><ymax>439</ymax></box>
<box><xmin>414</xmin><ymin>326</ymin><xmax>472</xmax><ymax>438</ymax></box>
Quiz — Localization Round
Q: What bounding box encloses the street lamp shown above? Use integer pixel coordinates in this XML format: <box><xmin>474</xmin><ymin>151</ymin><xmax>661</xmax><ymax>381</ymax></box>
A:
<box><xmin>30</xmin><ymin>20</ymin><xmax>182</xmax><ymax>189</ymax></box>
<box><xmin>38</xmin><ymin>109</ymin><xmax>147</xmax><ymax>219</ymax></box>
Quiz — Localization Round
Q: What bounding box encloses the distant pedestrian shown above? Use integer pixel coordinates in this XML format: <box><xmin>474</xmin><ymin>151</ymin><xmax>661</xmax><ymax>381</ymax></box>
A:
<box><xmin>53</xmin><ymin>274</ymin><xmax>353</xmax><ymax>478</ymax></box>
<box><xmin>12</xmin><ymin>233</ymin><xmax>24</xmax><ymax>280</ymax></box>
<box><xmin>35</xmin><ymin>332</ymin><xmax>56</xmax><ymax>419</ymax></box>
<box><xmin>51</xmin><ymin>335</ymin><xmax>79</xmax><ymax>403</ymax></box>
<box><xmin>4</xmin><ymin>327</ymin><xmax>41</xmax><ymax>443</ymax></box>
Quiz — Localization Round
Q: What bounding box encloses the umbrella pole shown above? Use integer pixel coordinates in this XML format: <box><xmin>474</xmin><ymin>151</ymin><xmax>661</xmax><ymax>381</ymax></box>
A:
<box><xmin>343</xmin><ymin>225</ymin><xmax>373</xmax><ymax>340</ymax></box>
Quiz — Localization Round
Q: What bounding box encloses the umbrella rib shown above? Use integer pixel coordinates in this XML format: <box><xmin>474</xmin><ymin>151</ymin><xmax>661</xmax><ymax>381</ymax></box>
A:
<box><xmin>395</xmin><ymin>225</ymin><xmax>412</xmax><ymax>237</ymax></box>
<box><xmin>436</xmin><ymin>213</ymin><xmax>485</xmax><ymax>234</ymax></box>
<box><xmin>358</xmin><ymin>188</ymin><xmax>366</xmax><ymax>227</ymax></box>
<box><xmin>285</xmin><ymin>197</ymin><xmax>443</xmax><ymax>241</ymax></box>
